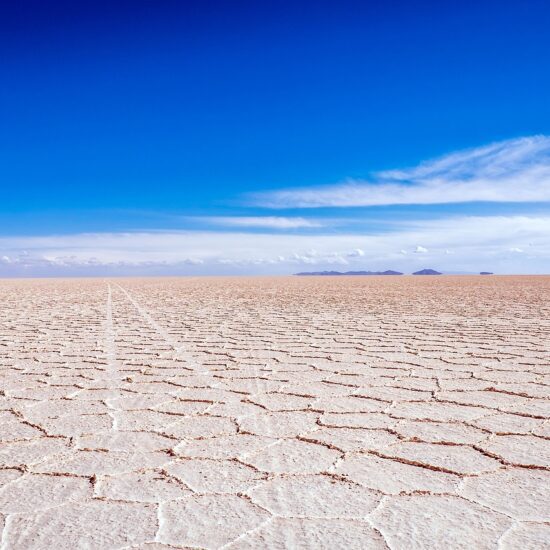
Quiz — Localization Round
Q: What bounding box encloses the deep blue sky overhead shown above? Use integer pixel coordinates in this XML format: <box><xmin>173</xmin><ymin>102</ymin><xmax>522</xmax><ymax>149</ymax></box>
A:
<box><xmin>1</xmin><ymin>1</ymin><xmax>550</xmax><ymax>274</ymax></box>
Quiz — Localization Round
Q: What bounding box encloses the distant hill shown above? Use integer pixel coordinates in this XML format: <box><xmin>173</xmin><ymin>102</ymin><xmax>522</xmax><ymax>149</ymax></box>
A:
<box><xmin>480</xmin><ymin>271</ymin><xmax>494</xmax><ymax>275</ymax></box>
<box><xmin>295</xmin><ymin>270</ymin><xmax>404</xmax><ymax>276</ymax></box>
<box><xmin>412</xmin><ymin>268</ymin><xmax>442</xmax><ymax>275</ymax></box>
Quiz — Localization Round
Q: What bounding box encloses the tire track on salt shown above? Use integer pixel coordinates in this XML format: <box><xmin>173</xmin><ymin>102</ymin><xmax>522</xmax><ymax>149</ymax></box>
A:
<box><xmin>114</xmin><ymin>283</ymin><xmax>200</xmax><ymax>372</ymax></box>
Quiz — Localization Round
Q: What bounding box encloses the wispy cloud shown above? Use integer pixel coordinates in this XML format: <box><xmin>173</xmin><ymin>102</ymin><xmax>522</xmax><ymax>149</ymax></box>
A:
<box><xmin>1</xmin><ymin>216</ymin><xmax>548</xmax><ymax>275</ymax></box>
<box><xmin>196</xmin><ymin>216</ymin><xmax>322</xmax><ymax>229</ymax></box>
<box><xmin>251</xmin><ymin>136</ymin><xmax>550</xmax><ymax>208</ymax></box>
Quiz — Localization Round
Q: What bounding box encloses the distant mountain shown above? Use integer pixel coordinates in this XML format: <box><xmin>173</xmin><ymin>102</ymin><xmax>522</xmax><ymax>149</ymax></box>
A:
<box><xmin>480</xmin><ymin>271</ymin><xmax>494</xmax><ymax>275</ymax></box>
<box><xmin>412</xmin><ymin>268</ymin><xmax>442</xmax><ymax>275</ymax></box>
<box><xmin>295</xmin><ymin>270</ymin><xmax>404</xmax><ymax>276</ymax></box>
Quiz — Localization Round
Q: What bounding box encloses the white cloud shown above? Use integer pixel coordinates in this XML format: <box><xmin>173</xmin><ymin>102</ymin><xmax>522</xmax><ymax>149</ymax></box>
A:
<box><xmin>251</xmin><ymin>136</ymin><xmax>550</xmax><ymax>208</ymax></box>
<box><xmin>509</xmin><ymin>247</ymin><xmax>524</xmax><ymax>253</ymax></box>
<box><xmin>199</xmin><ymin>216</ymin><xmax>322</xmax><ymax>229</ymax></box>
<box><xmin>414</xmin><ymin>246</ymin><xmax>428</xmax><ymax>253</ymax></box>
<box><xmin>0</xmin><ymin>216</ymin><xmax>549</xmax><ymax>275</ymax></box>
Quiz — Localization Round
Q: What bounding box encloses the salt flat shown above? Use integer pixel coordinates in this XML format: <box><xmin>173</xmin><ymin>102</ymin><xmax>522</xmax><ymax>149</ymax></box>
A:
<box><xmin>0</xmin><ymin>276</ymin><xmax>549</xmax><ymax>549</ymax></box>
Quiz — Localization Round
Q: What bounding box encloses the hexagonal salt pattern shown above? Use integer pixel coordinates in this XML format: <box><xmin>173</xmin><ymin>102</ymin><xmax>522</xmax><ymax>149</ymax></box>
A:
<box><xmin>0</xmin><ymin>276</ymin><xmax>548</xmax><ymax>548</ymax></box>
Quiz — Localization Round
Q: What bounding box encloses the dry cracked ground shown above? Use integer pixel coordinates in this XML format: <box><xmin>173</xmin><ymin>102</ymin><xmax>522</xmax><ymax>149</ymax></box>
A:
<box><xmin>0</xmin><ymin>276</ymin><xmax>549</xmax><ymax>550</ymax></box>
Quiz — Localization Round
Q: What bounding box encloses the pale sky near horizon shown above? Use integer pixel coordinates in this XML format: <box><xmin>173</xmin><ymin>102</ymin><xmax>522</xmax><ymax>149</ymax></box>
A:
<box><xmin>2</xmin><ymin>1</ymin><xmax>550</xmax><ymax>276</ymax></box>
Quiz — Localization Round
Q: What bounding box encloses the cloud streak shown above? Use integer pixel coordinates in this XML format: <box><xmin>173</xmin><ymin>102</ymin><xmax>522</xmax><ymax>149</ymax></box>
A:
<box><xmin>196</xmin><ymin>216</ymin><xmax>322</xmax><ymax>229</ymax></box>
<box><xmin>251</xmin><ymin>136</ymin><xmax>550</xmax><ymax>208</ymax></box>
<box><xmin>1</xmin><ymin>216</ymin><xmax>548</xmax><ymax>275</ymax></box>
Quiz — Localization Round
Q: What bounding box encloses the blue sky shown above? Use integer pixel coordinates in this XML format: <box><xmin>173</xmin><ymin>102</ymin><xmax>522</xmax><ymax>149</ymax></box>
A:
<box><xmin>1</xmin><ymin>1</ymin><xmax>550</xmax><ymax>275</ymax></box>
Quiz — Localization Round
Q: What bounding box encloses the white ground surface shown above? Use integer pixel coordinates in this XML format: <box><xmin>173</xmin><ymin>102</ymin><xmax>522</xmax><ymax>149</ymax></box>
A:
<box><xmin>0</xmin><ymin>276</ymin><xmax>549</xmax><ymax>549</ymax></box>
